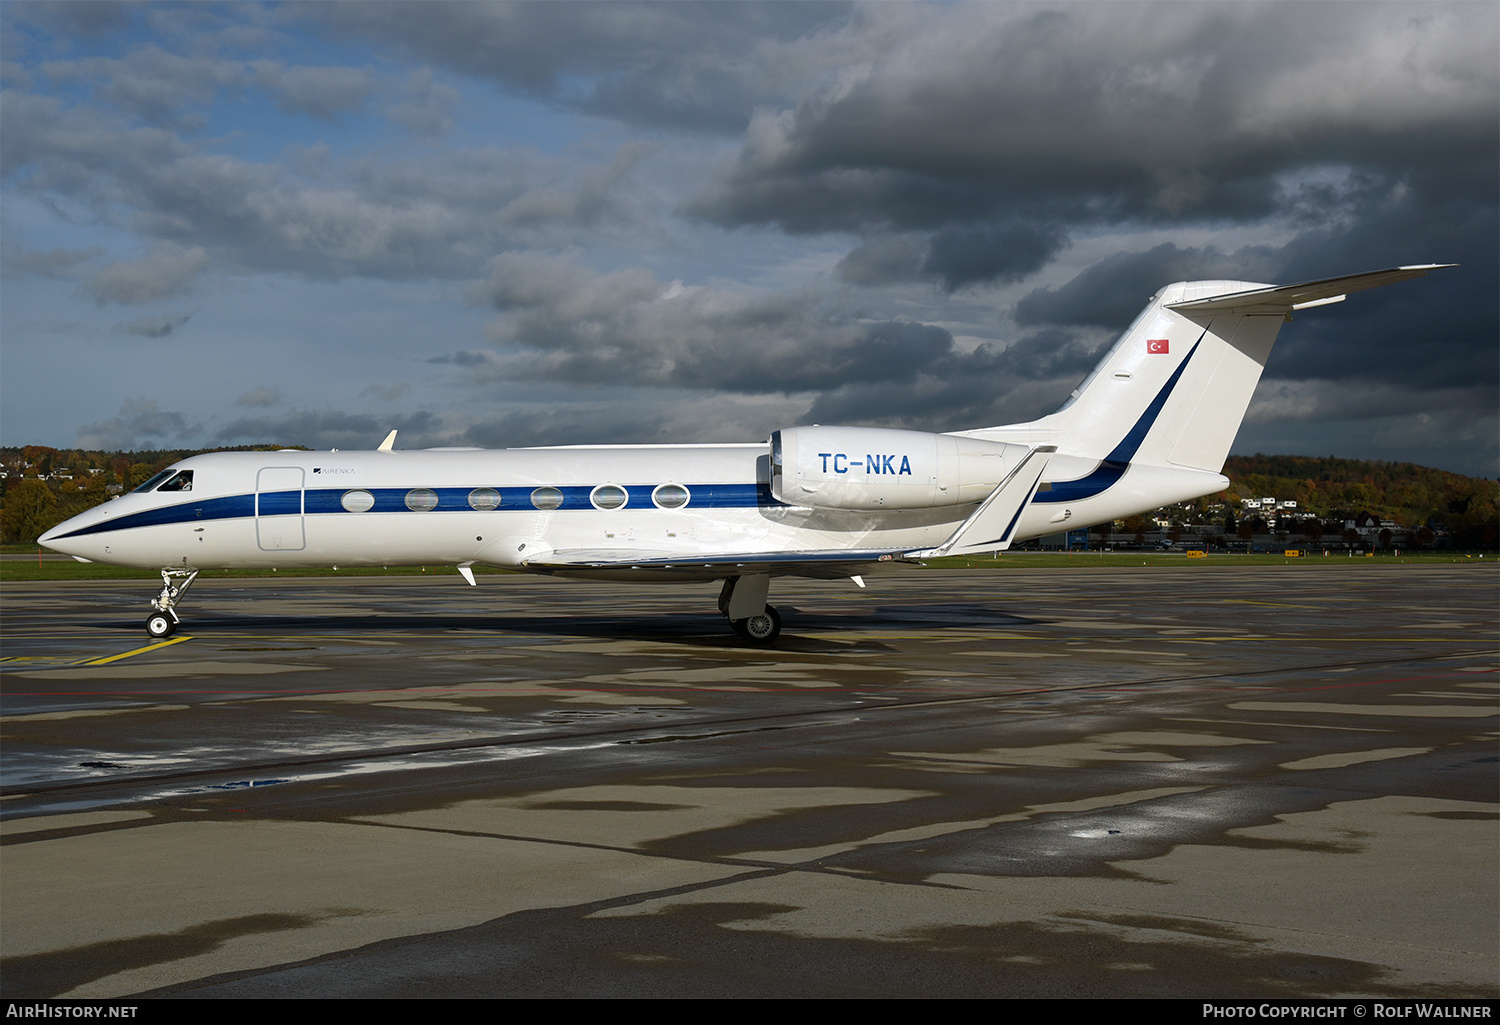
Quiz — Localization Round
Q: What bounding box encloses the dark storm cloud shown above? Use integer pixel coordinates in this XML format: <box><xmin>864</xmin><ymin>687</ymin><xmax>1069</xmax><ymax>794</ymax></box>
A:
<box><xmin>835</xmin><ymin>221</ymin><xmax>1070</xmax><ymax>292</ymax></box>
<box><xmin>922</xmin><ymin>221</ymin><xmax>1069</xmax><ymax>293</ymax></box>
<box><xmin>214</xmin><ymin>409</ymin><xmax>444</xmax><ymax>450</ymax></box>
<box><xmin>802</xmin><ymin>326</ymin><xmax>1110</xmax><ymax>432</ymax></box>
<box><xmin>1016</xmin><ymin>194</ymin><xmax>1498</xmax><ymax>401</ymax></box>
<box><xmin>77</xmin><ymin>398</ymin><xmax>196</xmax><ymax>450</ymax></box>
<box><xmin>2</xmin><ymin>81</ymin><xmax>653</xmax><ymax>281</ymax></box>
<box><xmin>688</xmin><ymin>4</ymin><xmax>1497</xmax><ymax>236</ymax></box>
<box><xmin>1015</xmin><ymin>242</ymin><xmax>1284</xmax><ymax>328</ymax></box>
<box><xmin>466</xmin><ymin>252</ymin><xmax>956</xmax><ymax>394</ymax></box>
<box><xmin>834</xmin><ymin>234</ymin><xmax>925</xmax><ymax>286</ymax></box>
<box><xmin>459</xmin><ymin>404</ymin><xmax>676</xmax><ymax>449</ymax></box>
<box><xmin>310</xmin><ymin>1</ymin><xmax>854</xmax><ymax>133</ymax></box>
<box><xmin>1270</xmin><ymin>255</ymin><xmax>1498</xmax><ymax>396</ymax></box>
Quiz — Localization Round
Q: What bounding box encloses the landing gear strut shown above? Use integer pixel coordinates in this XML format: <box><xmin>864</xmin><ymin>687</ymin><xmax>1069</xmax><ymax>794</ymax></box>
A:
<box><xmin>718</xmin><ymin>575</ymin><xmax>782</xmax><ymax>646</ymax></box>
<box><xmin>146</xmin><ymin>568</ymin><xmax>198</xmax><ymax>638</ymax></box>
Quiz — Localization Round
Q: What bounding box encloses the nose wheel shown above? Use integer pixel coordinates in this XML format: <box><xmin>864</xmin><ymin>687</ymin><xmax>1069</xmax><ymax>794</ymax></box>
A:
<box><xmin>146</xmin><ymin>567</ymin><xmax>198</xmax><ymax>637</ymax></box>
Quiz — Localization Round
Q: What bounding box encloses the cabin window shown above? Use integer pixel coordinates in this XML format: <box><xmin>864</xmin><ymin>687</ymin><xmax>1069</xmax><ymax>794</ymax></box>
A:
<box><xmin>531</xmin><ymin>487</ymin><xmax>564</xmax><ymax>511</ymax></box>
<box><xmin>405</xmin><ymin>488</ymin><xmax>439</xmax><ymax>512</ymax></box>
<box><xmin>652</xmin><ymin>483</ymin><xmax>690</xmax><ymax>509</ymax></box>
<box><xmin>590</xmin><ymin>484</ymin><xmax>627</xmax><ymax>510</ymax></box>
<box><xmin>468</xmin><ymin>487</ymin><xmax>501</xmax><ymax>511</ymax></box>
<box><xmin>341</xmin><ymin>490</ymin><xmax>375</xmax><ymax>513</ymax></box>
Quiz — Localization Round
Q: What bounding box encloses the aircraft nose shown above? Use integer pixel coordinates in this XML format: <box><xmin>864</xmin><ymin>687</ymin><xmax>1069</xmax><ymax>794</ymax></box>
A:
<box><xmin>37</xmin><ymin>515</ymin><xmax>95</xmax><ymax>557</ymax></box>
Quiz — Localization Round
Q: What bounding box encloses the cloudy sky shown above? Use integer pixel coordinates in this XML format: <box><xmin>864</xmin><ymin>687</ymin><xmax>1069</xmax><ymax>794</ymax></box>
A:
<box><xmin>2</xmin><ymin>1</ymin><xmax>1495</xmax><ymax>475</ymax></box>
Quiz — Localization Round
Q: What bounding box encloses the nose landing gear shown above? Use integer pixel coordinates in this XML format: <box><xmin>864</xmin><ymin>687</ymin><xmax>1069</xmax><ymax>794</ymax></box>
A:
<box><xmin>146</xmin><ymin>568</ymin><xmax>199</xmax><ymax>638</ymax></box>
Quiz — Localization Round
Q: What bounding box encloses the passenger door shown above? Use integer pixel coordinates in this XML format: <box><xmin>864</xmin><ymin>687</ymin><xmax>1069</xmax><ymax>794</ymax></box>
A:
<box><xmin>256</xmin><ymin>467</ymin><xmax>305</xmax><ymax>551</ymax></box>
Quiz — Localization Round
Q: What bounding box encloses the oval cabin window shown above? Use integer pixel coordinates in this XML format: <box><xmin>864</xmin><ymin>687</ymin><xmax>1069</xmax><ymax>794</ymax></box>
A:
<box><xmin>405</xmin><ymin>488</ymin><xmax>439</xmax><ymax>512</ymax></box>
<box><xmin>531</xmin><ymin>487</ymin><xmax>564</xmax><ymax>511</ymax></box>
<box><xmin>341</xmin><ymin>490</ymin><xmax>375</xmax><ymax>513</ymax></box>
<box><xmin>652</xmin><ymin>483</ymin><xmax>690</xmax><ymax>509</ymax></box>
<box><xmin>591</xmin><ymin>484</ymin><xmax>628</xmax><ymax>510</ymax></box>
<box><xmin>468</xmin><ymin>487</ymin><xmax>501</xmax><ymax>511</ymax></box>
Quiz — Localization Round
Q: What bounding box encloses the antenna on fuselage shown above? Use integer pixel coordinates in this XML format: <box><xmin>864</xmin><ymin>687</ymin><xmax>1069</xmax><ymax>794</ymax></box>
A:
<box><xmin>377</xmin><ymin>430</ymin><xmax>398</xmax><ymax>452</ymax></box>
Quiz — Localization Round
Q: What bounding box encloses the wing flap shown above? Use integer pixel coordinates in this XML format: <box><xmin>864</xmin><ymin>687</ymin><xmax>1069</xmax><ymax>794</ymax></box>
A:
<box><xmin>522</xmin><ymin>546</ymin><xmax>918</xmax><ymax>576</ymax></box>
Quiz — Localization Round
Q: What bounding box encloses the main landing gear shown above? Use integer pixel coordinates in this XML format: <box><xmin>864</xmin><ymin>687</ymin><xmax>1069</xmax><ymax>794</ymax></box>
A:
<box><xmin>730</xmin><ymin>605</ymin><xmax>782</xmax><ymax>645</ymax></box>
<box><xmin>145</xmin><ymin>568</ymin><xmax>198</xmax><ymax>638</ymax></box>
<box><xmin>718</xmin><ymin>575</ymin><xmax>782</xmax><ymax>646</ymax></box>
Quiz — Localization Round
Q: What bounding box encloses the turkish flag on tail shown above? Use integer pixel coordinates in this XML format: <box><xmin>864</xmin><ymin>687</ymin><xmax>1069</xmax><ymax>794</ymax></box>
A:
<box><xmin>1146</xmin><ymin>338</ymin><xmax>1169</xmax><ymax>354</ymax></box>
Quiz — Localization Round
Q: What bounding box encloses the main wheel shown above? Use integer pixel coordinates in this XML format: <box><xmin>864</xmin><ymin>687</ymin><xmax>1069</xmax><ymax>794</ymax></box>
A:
<box><xmin>731</xmin><ymin>605</ymin><xmax>781</xmax><ymax>646</ymax></box>
<box><xmin>146</xmin><ymin>613</ymin><xmax>176</xmax><ymax>638</ymax></box>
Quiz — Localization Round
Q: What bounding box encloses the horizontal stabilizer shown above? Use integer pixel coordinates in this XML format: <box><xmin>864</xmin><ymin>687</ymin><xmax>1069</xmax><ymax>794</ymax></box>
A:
<box><xmin>1167</xmin><ymin>264</ymin><xmax>1456</xmax><ymax>315</ymax></box>
<box><xmin>905</xmin><ymin>446</ymin><xmax>1055</xmax><ymax>559</ymax></box>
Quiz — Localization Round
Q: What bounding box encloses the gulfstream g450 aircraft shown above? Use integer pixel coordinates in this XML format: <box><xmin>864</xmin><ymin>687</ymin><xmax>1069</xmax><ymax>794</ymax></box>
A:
<box><xmin>40</xmin><ymin>265</ymin><xmax>1451</xmax><ymax>645</ymax></box>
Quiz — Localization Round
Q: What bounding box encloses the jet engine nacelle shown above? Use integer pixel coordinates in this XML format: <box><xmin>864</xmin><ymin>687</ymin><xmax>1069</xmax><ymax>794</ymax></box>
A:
<box><xmin>770</xmin><ymin>426</ymin><xmax>1032</xmax><ymax>510</ymax></box>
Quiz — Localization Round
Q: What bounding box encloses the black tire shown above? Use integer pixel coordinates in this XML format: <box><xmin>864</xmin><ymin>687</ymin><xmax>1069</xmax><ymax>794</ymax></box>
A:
<box><xmin>146</xmin><ymin>613</ymin><xmax>176</xmax><ymax>638</ymax></box>
<box><xmin>731</xmin><ymin>605</ymin><xmax>781</xmax><ymax>646</ymax></box>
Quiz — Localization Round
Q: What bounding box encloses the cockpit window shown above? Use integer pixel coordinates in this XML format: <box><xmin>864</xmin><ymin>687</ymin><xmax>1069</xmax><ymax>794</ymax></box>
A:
<box><xmin>133</xmin><ymin>469</ymin><xmax>193</xmax><ymax>494</ymax></box>
<box><xmin>132</xmin><ymin>469</ymin><xmax>177</xmax><ymax>494</ymax></box>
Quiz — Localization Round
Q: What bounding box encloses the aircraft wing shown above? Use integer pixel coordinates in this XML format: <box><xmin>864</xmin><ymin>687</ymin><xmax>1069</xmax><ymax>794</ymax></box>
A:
<box><xmin>522</xmin><ymin>443</ymin><xmax>1056</xmax><ymax>578</ymax></box>
<box><xmin>522</xmin><ymin>547</ymin><xmax>921</xmax><ymax>580</ymax></box>
<box><xmin>1167</xmin><ymin>264</ymin><xmax>1456</xmax><ymax>315</ymax></box>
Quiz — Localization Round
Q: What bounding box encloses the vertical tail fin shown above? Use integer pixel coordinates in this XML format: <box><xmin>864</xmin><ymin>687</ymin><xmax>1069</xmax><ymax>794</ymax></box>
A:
<box><xmin>989</xmin><ymin>265</ymin><xmax>1452</xmax><ymax>474</ymax></box>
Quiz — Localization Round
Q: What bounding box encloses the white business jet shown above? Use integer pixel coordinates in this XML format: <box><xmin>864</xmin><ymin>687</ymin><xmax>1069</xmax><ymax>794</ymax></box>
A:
<box><xmin>40</xmin><ymin>264</ymin><xmax>1451</xmax><ymax>645</ymax></box>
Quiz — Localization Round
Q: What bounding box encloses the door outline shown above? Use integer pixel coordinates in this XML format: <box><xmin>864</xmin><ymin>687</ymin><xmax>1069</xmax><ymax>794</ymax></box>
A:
<box><xmin>256</xmin><ymin>467</ymin><xmax>305</xmax><ymax>551</ymax></box>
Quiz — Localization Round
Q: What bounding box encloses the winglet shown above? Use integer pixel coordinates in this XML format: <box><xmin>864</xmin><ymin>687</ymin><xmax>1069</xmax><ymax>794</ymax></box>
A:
<box><xmin>377</xmin><ymin>430</ymin><xmax>398</xmax><ymax>452</ymax></box>
<box><xmin>907</xmin><ymin>446</ymin><xmax>1056</xmax><ymax>559</ymax></box>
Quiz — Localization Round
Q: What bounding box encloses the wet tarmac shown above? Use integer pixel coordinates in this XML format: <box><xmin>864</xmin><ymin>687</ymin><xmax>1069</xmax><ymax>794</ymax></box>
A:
<box><xmin>1</xmin><ymin>564</ymin><xmax>1496</xmax><ymax>998</ymax></box>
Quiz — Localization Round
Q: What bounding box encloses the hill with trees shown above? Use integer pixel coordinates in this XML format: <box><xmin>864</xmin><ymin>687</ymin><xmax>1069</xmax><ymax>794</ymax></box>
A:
<box><xmin>1218</xmin><ymin>454</ymin><xmax>1497</xmax><ymax>546</ymax></box>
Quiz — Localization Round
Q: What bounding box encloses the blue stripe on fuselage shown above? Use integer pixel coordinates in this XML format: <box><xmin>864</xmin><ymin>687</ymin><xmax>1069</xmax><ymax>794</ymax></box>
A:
<box><xmin>46</xmin><ymin>482</ymin><xmax>780</xmax><ymax>540</ymax></box>
<box><xmin>1033</xmin><ymin>334</ymin><xmax>1204</xmax><ymax>504</ymax></box>
<box><xmin>51</xmin><ymin>494</ymin><xmax>257</xmax><ymax>538</ymax></box>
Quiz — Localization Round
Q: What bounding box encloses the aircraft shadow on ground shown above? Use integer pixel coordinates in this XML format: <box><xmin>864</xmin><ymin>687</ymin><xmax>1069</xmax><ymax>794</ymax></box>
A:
<box><xmin>91</xmin><ymin>602</ymin><xmax>1046</xmax><ymax>650</ymax></box>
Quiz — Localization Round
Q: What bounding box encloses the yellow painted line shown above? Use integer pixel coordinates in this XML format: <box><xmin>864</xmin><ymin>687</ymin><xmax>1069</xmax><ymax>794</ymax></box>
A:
<box><xmin>76</xmin><ymin>636</ymin><xmax>193</xmax><ymax>666</ymax></box>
